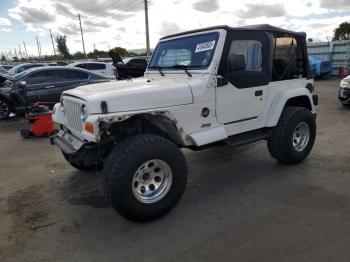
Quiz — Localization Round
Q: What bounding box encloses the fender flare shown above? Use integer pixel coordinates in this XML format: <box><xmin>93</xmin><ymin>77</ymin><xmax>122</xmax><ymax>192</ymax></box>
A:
<box><xmin>265</xmin><ymin>88</ymin><xmax>315</xmax><ymax>127</ymax></box>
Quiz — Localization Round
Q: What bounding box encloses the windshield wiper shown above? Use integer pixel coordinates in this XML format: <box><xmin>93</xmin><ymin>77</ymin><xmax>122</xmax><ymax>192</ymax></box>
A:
<box><xmin>171</xmin><ymin>65</ymin><xmax>192</xmax><ymax>77</ymax></box>
<box><xmin>155</xmin><ymin>66</ymin><xmax>165</xmax><ymax>77</ymax></box>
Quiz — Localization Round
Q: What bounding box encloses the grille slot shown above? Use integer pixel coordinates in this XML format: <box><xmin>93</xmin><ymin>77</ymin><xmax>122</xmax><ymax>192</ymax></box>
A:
<box><xmin>64</xmin><ymin>99</ymin><xmax>83</xmax><ymax>132</ymax></box>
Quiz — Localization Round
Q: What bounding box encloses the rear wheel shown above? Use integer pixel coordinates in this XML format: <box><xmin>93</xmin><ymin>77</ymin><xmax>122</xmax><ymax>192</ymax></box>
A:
<box><xmin>102</xmin><ymin>134</ymin><xmax>188</xmax><ymax>222</ymax></box>
<box><xmin>0</xmin><ymin>98</ymin><xmax>10</xmax><ymax>120</ymax></box>
<box><xmin>267</xmin><ymin>106</ymin><xmax>316</xmax><ymax>164</ymax></box>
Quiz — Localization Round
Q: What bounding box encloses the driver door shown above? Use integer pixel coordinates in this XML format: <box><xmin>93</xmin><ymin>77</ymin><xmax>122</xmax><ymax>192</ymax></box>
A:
<box><xmin>24</xmin><ymin>69</ymin><xmax>57</xmax><ymax>103</ymax></box>
<box><xmin>216</xmin><ymin>31</ymin><xmax>270</xmax><ymax>128</ymax></box>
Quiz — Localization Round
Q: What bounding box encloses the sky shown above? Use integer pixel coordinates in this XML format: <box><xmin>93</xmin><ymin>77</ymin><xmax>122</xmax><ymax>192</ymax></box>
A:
<box><xmin>0</xmin><ymin>0</ymin><xmax>350</xmax><ymax>57</ymax></box>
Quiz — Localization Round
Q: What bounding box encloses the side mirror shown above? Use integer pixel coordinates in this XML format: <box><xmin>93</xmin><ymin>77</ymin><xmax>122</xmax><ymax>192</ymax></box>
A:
<box><xmin>18</xmin><ymin>81</ymin><xmax>27</xmax><ymax>89</ymax></box>
<box><xmin>227</xmin><ymin>54</ymin><xmax>246</xmax><ymax>71</ymax></box>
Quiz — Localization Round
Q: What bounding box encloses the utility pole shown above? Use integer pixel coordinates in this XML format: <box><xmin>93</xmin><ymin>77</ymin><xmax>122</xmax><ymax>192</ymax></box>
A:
<box><xmin>50</xmin><ymin>29</ymin><xmax>56</xmax><ymax>56</ymax></box>
<box><xmin>144</xmin><ymin>0</ymin><xmax>150</xmax><ymax>56</ymax></box>
<box><xmin>18</xmin><ymin>45</ymin><xmax>23</xmax><ymax>59</ymax></box>
<box><xmin>39</xmin><ymin>41</ymin><xmax>42</xmax><ymax>58</ymax></box>
<box><xmin>23</xmin><ymin>42</ymin><xmax>29</xmax><ymax>59</ymax></box>
<box><xmin>36</xmin><ymin>36</ymin><xmax>41</xmax><ymax>60</ymax></box>
<box><xmin>93</xmin><ymin>43</ymin><xmax>96</xmax><ymax>51</ymax></box>
<box><xmin>78</xmin><ymin>14</ymin><xmax>87</xmax><ymax>58</ymax></box>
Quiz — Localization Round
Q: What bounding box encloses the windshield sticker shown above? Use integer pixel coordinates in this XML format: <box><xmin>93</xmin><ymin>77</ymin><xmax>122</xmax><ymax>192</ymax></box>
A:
<box><xmin>195</xmin><ymin>40</ymin><xmax>216</xmax><ymax>53</ymax></box>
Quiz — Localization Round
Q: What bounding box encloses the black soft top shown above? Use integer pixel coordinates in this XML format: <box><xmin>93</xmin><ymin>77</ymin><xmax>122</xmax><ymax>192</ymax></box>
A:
<box><xmin>161</xmin><ymin>24</ymin><xmax>306</xmax><ymax>40</ymax></box>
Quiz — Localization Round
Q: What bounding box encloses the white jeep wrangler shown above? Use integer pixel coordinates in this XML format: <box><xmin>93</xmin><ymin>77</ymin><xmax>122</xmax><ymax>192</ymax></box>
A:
<box><xmin>51</xmin><ymin>25</ymin><xmax>318</xmax><ymax>222</ymax></box>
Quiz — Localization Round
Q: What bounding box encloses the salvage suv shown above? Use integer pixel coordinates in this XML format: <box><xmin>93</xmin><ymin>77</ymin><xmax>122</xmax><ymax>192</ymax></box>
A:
<box><xmin>51</xmin><ymin>25</ymin><xmax>318</xmax><ymax>222</ymax></box>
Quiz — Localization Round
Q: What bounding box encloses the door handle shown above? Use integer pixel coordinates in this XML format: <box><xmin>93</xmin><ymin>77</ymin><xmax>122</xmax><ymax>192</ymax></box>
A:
<box><xmin>45</xmin><ymin>86</ymin><xmax>55</xmax><ymax>89</ymax></box>
<box><xmin>255</xmin><ymin>90</ymin><xmax>263</xmax><ymax>96</ymax></box>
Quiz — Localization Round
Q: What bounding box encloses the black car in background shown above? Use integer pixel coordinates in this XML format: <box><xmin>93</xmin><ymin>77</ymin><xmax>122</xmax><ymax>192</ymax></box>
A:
<box><xmin>109</xmin><ymin>52</ymin><xmax>148</xmax><ymax>80</ymax></box>
<box><xmin>0</xmin><ymin>66</ymin><xmax>110</xmax><ymax>119</ymax></box>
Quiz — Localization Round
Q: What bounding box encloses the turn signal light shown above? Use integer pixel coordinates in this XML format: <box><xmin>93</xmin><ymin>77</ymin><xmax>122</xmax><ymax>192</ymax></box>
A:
<box><xmin>85</xmin><ymin>122</ymin><xmax>94</xmax><ymax>133</ymax></box>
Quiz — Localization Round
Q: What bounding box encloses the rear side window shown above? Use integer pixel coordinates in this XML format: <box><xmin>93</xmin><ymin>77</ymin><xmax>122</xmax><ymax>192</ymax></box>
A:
<box><xmin>26</xmin><ymin>70</ymin><xmax>56</xmax><ymax>85</ymax></box>
<box><xmin>56</xmin><ymin>70</ymin><xmax>89</xmax><ymax>81</ymax></box>
<box><xmin>229</xmin><ymin>40</ymin><xmax>263</xmax><ymax>72</ymax></box>
<box><xmin>75</xmin><ymin>63</ymin><xmax>88</xmax><ymax>69</ymax></box>
<box><xmin>87</xmin><ymin>63</ymin><xmax>106</xmax><ymax>70</ymax></box>
<box><xmin>272</xmin><ymin>36</ymin><xmax>307</xmax><ymax>81</ymax></box>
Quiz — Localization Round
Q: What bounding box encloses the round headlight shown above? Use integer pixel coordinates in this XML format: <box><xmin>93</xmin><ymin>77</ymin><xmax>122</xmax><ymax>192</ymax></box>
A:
<box><xmin>80</xmin><ymin>104</ymin><xmax>88</xmax><ymax>122</ymax></box>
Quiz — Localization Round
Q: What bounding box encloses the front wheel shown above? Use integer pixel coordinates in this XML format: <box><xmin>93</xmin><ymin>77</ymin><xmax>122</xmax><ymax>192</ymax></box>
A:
<box><xmin>0</xmin><ymin>98</ymin><xmax>10</xmax><ymax>120</ymax></box>
<box><xmin>102</xmin><ymin>134</ymin><xmax>188</xmax><ymax>222</ymax></box>
<box><xmin>267</xmin><ymin>106</ymin><xmax>316</xmax><ymax>164</ymax></box>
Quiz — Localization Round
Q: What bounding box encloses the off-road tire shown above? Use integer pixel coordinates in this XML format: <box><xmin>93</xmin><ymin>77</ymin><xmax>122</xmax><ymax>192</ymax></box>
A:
<box><xmin>0</xmin><ymin>98</ymin><xmax>10</xmax><ymax>120</ymax></box>
<box><xmin>62</xmin><ymin>151</ymin><xmax>102</xmax><ymax>172</ymax></box>
<box><xmin>102</xmin><ymin>134</ymin><xmax>188</xmax><ymax>222</ymax></box>
<box><xmin>267</xmin><ymin>106</ymin><xmax>316</xmax><ymax>164</ymax></box>
<box><xmin>341</xmin><ymin>103</ymin><xmax>350</xmax><ymax>107</ymax></box>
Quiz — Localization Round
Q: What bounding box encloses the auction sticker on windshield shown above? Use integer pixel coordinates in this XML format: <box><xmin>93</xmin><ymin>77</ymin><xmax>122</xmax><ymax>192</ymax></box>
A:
<box><xmin>195</xmin><ymin>40</ymin><xmax>216</xmax><ymax>53</ymax></box>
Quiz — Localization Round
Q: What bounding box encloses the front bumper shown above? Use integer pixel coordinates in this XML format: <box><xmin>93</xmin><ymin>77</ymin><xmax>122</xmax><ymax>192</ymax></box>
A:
<box><xmin>50</xmin><ymin>130</ymin><xmax>112</xmax><ymax>166</ymax></box>
<box><xmin>339</xmin><ymin>88</ymin><xmax>350</xmax><ymax>104</ymax></box>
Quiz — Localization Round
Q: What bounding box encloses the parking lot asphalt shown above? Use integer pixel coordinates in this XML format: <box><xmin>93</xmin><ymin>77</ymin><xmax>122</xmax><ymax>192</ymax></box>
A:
<box><xmin>0</xmin><ymin>79</ymin><xmax>350</xmax><ymax>262</ymax></box>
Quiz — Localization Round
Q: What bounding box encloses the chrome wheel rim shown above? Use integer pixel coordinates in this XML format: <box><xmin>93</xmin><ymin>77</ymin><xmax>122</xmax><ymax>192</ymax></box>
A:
<box><xmin>132</xmin><ymin>159</ymin><xmax>173</xmax><ymax>204</ymax></box>
<box><xmin>0</xmin><ymin>100</ymin><xmax>9</xmax><ymax>119</ymax></box>
<box><xmin>292</xmin><ymin>122</ymin><xmax>310</xmax><ymax>152</ymax></box>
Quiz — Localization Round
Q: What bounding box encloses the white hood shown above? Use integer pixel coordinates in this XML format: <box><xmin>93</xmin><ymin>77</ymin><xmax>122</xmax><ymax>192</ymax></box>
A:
<box><xmin>63</xmin><ymin>78</ymin><xmax>194</xmax><ymax>113</ymax></box>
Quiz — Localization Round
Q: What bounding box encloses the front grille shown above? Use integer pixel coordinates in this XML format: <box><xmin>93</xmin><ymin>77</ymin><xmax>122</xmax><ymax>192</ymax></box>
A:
<box><xmin>64</xmin><ymin>99</ymin><xmax>83</xmax><ymax>132</ymax></box>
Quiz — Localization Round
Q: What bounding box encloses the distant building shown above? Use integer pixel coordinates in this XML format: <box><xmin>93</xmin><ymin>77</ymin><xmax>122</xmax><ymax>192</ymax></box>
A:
<box><xmin>128</xmin><ymin>48</ymin><xmax>154</xmax><ymax>55</ymax></box>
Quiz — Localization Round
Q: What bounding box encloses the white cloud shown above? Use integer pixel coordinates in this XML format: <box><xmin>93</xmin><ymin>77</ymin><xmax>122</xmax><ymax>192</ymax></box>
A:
<box><xmin>0</xmin><ymin>17</ymin><xmax>11</xmax><ymax>26</ymax></box>
<box><xmin>4</xmin><ymin>0</ymin><xmax>350</xmax><ymax>56</ymax></box>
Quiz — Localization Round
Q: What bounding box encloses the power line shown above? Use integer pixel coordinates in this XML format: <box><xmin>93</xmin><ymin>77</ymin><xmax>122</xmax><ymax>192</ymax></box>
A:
<box><xmin>90</xmin><ymin>1</ymin><xmax>143</xmax><ymax>24</ymax></box>
<box><xmin>88</xmin><ymin>0</ymin><xmax>141</xmax><ymax>18</ymax></box>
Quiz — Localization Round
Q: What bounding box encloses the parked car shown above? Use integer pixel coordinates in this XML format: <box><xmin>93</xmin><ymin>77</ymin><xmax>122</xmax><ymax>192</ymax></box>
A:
<box><xmin>0</xmin><ymin>66</ymin><xmax>110</xmax><ymax>119</ymax></box>
<box><xmin>0</xmin><ymin>66</ymin><xmax>8</xmax><ymax>74</ymax></box>
<box><xmin>67</xmin><ymin>61</ymin><xmax>115</xmax><ymax>78</ymax></box>
<box><xmin>7</xmin><ymin>63</ymin><xmax>49</xmax><ymax>75</ymax></box>
<box><xmin>0</xmin><ymin>65</ymin><xmax>13</xmax><ymax>71</ymax></box>
<box><xmin>339</xmin><ymin>75</ymin><xmax>350</xmax><ymax>106</ymax></box>
<box><xmin>52</xmin><ymin>24</ymin><xmax>318</xmax><ymax>222</ymax></box>
<box><xmin>109</xmin><ymin>52</ymin><xmax>148</xmax><ymax>80</ymax></box>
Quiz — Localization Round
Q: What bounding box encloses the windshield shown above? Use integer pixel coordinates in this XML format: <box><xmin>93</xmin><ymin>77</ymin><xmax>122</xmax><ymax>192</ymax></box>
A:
<box><xmin>149</xmin><ymin>32</ymin><xmax>219</xmax><ymax>70</ymax></box>
<box><xmin>14</xmin><ymin>71</ymin><xmax>28</xmax><ymax>80</ymax></box>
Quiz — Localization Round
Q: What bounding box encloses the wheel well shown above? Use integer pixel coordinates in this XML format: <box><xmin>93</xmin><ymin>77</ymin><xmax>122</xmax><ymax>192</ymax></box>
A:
<box><xmin>104</xmin><ymin>114</ymin><xmax>184</xmax><ymax>146</ymax></box>
<box><xmin>285</xmin><ymin>96</ymin><xmax>312</xmax><ymax>110</ymax></box>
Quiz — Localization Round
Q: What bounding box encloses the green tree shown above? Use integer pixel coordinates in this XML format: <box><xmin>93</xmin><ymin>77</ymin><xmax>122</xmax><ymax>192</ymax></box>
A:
<box><xmin>307</xmin><ymin>38</ymin><xmax>313</xmax><ymax>44</ymax></box>
<box><xmin>87</xmin><ymin>49</ymin><xmax>109</xmax><ymax>59</ymax></box>
<box><xmin>55</xmin><ymin>35</ymin><xmax>71</xmax><ymax>59</ymax></box>
<box><xmin>333</xmin><ymin>22</ymin><xmax>350</xmax><ymax>41</ymax></box>
<box><xmin>109</xmin><ymin>46</ymin><xmax>127</xmax><ymax>57</ymax></box>
<box><xmin>1</xmin><ymin>55</ymin><xmax>6</xmax><ymax>62</ymax></box>
<box><xmin>72</xmin><ymin>51</ymin><xmax>86</xmax><ymax>60</ymax></box>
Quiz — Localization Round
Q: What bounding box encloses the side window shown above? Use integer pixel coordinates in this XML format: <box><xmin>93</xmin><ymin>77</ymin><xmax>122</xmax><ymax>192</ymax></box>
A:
<box><xmin>26</xmin><ymin>70</ymin><xmax>56</xmax><ymax>85</ymax></box>
<box><xmin>229</xmin><ymin>40</ymin><xmax>263</xmax><ymax>72</ymax></box>
<box><xmin>272</xmin><ymin>36</ymin><xmax>306</xmax><ymax>81</ymax></box>
<box><xmin>88</xmin><ymin>63</ymin><xmax>106</xmax><ymax>70</ymax></box>
<box><xmin>75</xmin><ymin>63</ymin><xmax>87</xmax><ymax>69</ymax></box>
<box><xmin>224</xmin><ymin>36</ymin><xmax>268</xmax><ymax>89</ymax></box>
<box><xmin>56</xmin><ymin>70</ymin><xmax>89</xmax><ymax>81</ymax></box>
